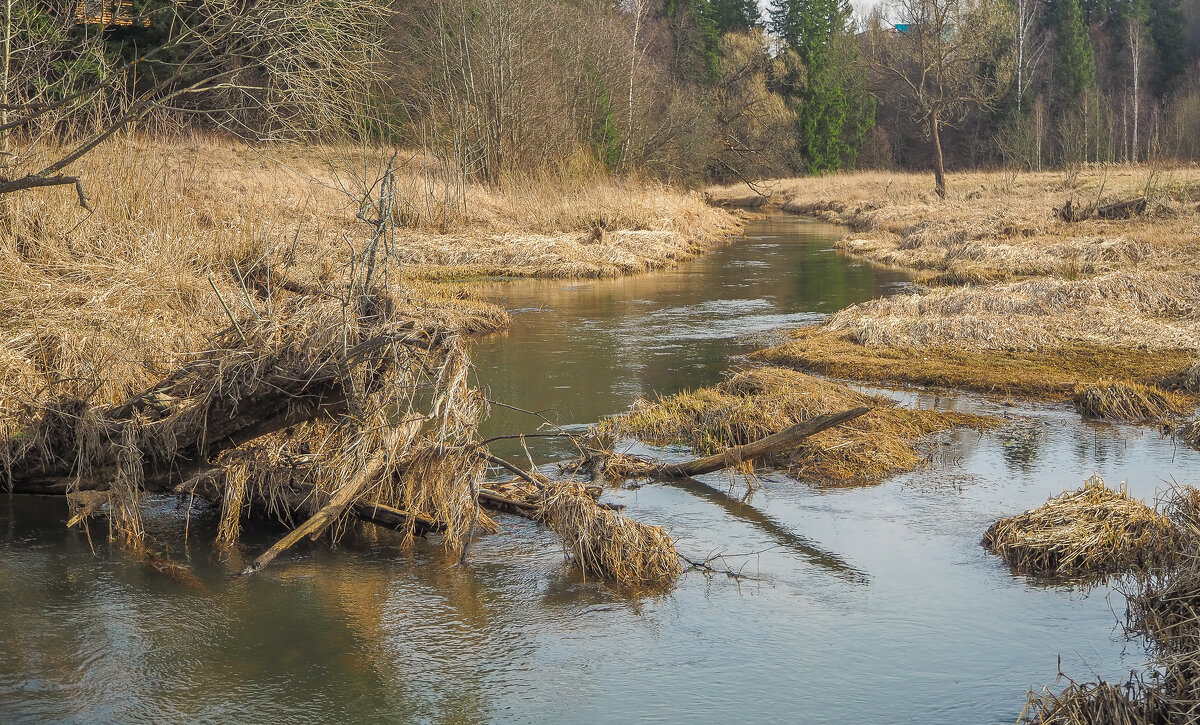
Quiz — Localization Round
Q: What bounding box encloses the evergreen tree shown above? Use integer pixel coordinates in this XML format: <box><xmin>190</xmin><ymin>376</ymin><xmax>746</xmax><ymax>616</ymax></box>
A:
<box><xmin>1049</xmin><ymin>0</ymin><xmax>1096</xmax><ymax>116</ymax></box>
<box><xmin>701</xmin><ymin>0</ymin><xmax>761</xmax><ymax>33</ymax></box>
<box><xmin>661</xmin><ymin>0</ymin><xmax>724</xmax><ymax>84</ymax></box>
<box><xmin>769</xmin><ymin>0</ymin><xmax>874</xmax><ymax>172</ymax></box>
<box><xmin>1146</xmin><ymin>0</ymin><xmax>1187</xmax><ymax>97</ymax></box>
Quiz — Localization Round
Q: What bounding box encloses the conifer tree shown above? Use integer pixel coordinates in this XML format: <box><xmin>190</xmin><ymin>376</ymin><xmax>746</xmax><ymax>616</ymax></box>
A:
<box><xmin>1146</xmin><ymin>0</ymin><xmax>1187</xmax><ymax>97</ymax></box>
<box><xmin>1049</xmin><ymin>0</ymin><xmax>1096</xmax><ymax>116</ymax></box>
<box><xmin>769</xmin><ymin>0</ymin><xmax>875</xmax><ymax>172</ymax></box>
<box><xmin>703</xmin><ymin>0</ymin><xmax>761</xmax><ymax>32</ymax></box>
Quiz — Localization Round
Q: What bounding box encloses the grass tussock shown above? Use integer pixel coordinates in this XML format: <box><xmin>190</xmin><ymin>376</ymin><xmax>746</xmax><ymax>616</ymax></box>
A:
<box><xmin>1017</xmin><ymin>485</ymin><xmax>1200</xmax><ymax>720</ymax></box>
<box><xmin>603</xmin><ymin>367</ymin><xmax>995</xmax><ymax>486</ymax></box>
<box><xmin>1023</xmin><ymin>680</ymin><xmax>1155</xmax><ymax>724</ymax></box>
<box><xmin>1073</xmin><ymin>382</ymin><xmax>1183</xmax><ymax>422</ymax></box>
<box><xmin>982</xmin><ymin>476</ymin><xmax>1180</xmax><ymax>579</ymax></box>
<box><xmin>539</xmin><ymin>482</ymin><xmax>681</xmax><ymax>586</ymax></box>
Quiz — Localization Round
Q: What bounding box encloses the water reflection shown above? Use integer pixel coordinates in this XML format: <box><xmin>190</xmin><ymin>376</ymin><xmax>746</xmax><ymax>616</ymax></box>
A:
<box><xmin>657</xmin><ymin>475</ymin><xmax>867</xmax><ymax>584</ymax></box>
<box><xmin>472</xmin><ymin>215</ymin><xmax>913</xmax><ymax>461</ymax></box>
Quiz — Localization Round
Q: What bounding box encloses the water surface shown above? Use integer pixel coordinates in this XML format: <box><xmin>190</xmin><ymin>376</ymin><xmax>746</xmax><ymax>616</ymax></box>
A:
<box><xmin>2</xmin><ymin>214</ymin><xmax>1192</xmax><ymax>724</ymax></box>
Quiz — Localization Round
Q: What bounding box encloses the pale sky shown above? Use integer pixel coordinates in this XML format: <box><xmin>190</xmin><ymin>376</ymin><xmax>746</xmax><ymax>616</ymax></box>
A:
<box><xmin>756</xmin><ymin>0</ymin><xmax>883</xmax><ymax>20</ymax></box>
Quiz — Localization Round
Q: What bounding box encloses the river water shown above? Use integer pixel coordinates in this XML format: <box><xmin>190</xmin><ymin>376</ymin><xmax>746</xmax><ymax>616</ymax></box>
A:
<box><xmin>2</xmin><ymin>214</ymin><xmax>1194</xmax><ymax>723</ymax></box>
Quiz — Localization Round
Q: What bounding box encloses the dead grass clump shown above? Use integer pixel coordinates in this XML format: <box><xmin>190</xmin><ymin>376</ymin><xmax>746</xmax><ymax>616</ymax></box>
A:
<box><xmin>605</xmin><ymin>367</ymin><xmax>995</xmax><ymax>486</ymax></box>
<box><xmin>1117</xmin><ymin>551</ymin><xmax>1200</xmax><ymax>719</ymax></box>
<box><xmin>539</xmin><ymin>482</ymin><xmax>681</xmax><ymax>586</ymax></box>
<box><xmin>755</xmin><ymin>328</ymin><xmax>1195</xmax><ymax>401</ymax></box>
<box><xmin>1164</xmin><ymin>362</ymin><xmax>1200</xmax><ymax>395</ymax></box>
<box><xmin>1073</xmin><ymin>382</ymin><xmax>1182</xmax><ymax>422</ymax></box>
<box><xmin>982</xmin><ymin>476</ymin><xmax>1180</xmax><ymax>579</ymax></box>
<box><xmin>1021</xmin><ymin>486</ymin><xmax>1200</xmax><ymax>720</ymax></box>
<box><xmin>1023</xmin><ymin>680</ymin><xmax>1157</xmax><ymax>724</ymax></box>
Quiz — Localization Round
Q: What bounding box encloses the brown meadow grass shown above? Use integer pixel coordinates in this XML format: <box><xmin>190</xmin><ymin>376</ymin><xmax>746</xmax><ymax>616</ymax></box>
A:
<box><xmin>0</xmin><ymin>134</ymin><xmax>736</xmax><ymax>413</ymax></box>
<box><xmin>713</xmin><ymin>166</ymin><xmax>1200</xmax><ymax>414</ymax></box>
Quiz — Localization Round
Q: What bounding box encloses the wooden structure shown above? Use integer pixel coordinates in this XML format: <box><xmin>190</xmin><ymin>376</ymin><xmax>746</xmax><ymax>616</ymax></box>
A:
<box><xmin>75</xmin><ymin>1</ymin><xmax>150</xmax><ymax>27</ymax></box>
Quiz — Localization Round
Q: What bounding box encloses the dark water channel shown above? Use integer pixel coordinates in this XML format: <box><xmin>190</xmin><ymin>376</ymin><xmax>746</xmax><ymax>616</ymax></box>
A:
<box><xmin>3</xmin><ymin>214</ymin><xmax>1196</xmax><ymax>723</ymax></box>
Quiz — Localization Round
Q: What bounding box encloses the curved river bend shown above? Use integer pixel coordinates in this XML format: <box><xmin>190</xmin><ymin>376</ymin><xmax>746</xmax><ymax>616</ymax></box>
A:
<box><xmin>1</xmin><ymin>214</ymin><xmax>1192</xmax><ymax>723</ymax></box>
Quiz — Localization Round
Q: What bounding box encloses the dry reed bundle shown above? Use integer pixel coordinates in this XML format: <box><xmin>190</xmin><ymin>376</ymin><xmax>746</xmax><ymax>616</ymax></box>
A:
<box><xmin>605</xmin><ymin>367</ymin><xmax>993</xmax><ymax>485</ymax></box>
<box><xmin>1018</xmin><ymin>488</ymin><xmax>1200</xmax><ymax>722</ymax></box>
<box><xmin>1119</xmin><ymin>552</ymin><xmax>1200</xmax><ymax>720</ymax></box>
<box><xmin>539</xmin><ymin>482</ymin><xmax>681</xmax><ymax>586</ymax></box>
<box><xmin>0</xmin><ymin>286</ymin><xmax>495</xmax><ymax>550</ymax></box>
<box><xmin>1073</xmin><ymin>382</ymin><xmax>1181</xmax><ymax>422</ymax></box>
<box><xmin>1023</xmin><ymin>680</ymin><xmax>1158</xmax><ymax>724</ymax></box>
<box><xmin>982</xmin><ymin>476</ymin><xmax>1179</xmax><ymax>578</ymax></box>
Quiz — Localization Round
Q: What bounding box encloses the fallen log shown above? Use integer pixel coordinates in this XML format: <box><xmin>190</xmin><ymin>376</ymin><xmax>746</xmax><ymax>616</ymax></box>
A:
<box><xmin>1056</xmin><ymin>196</ymin><xmax>1147</xmax><ymax>223</ymax></box>
<box><xmin>577</xmin><ymin>407</ymin><xmax>872</xmax><ymax>480</ymax></box>
<box><xmin>241</xmin><ymin>437</ymin><xmax>398</xmax><ymax>575</ymax></box>
<box><xmin>474</xmin><ymin>408</ymin><xmax>872</xmax><ymax>524</ymax></box>
<box><xmin>171</xmin><ymin>454</ymin><xmax>444</xmax><ymax>545</ymax></box>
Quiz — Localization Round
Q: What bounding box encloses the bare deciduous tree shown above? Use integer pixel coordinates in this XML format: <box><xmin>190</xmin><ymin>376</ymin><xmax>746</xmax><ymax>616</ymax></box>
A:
<box><xmin>0</xmin><ymin>0</ymin><xmax>387</xmax><ymax>206</ymax></box>
<box><xmin>862</xmin><ymin>0</ymin><xmax>1013</xmax><ymax>197</ymax></box>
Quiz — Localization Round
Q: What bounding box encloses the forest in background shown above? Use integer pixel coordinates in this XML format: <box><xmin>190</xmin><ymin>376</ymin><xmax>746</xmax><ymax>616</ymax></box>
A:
<box><xmin>2</xmin><ymin>0</ymin><xmax>1199</xmax><ymax>195</ymax></box>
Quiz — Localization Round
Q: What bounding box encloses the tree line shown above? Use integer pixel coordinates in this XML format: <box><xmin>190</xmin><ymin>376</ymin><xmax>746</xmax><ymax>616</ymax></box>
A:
<box><xmin>1</xmin><ymin>0</ymin><xmax>1198</xmax><ymax>200</ymax></box>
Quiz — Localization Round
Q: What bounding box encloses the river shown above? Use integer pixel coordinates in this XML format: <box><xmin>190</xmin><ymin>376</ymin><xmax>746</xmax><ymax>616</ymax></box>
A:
<box><xmin>1</xmin><ymin>213</ymin><xmax>1191</xmax><ymax>723</ymax></box>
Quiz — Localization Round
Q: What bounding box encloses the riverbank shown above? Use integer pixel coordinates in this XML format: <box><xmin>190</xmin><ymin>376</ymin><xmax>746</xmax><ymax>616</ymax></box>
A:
<box><xmin>1</xmin><ymin>135</ymin><xmax>738</xmax><ymax>411</ymax></box>
<box><xmin>709</xmin><ymin>168</ymin><xmax>1200</xmax><ymax>418</ymax></box>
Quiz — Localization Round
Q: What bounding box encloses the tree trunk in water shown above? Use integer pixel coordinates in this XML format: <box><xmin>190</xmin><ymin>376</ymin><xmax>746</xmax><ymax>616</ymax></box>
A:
<box><xmin>929</xmin><ymin>114</ymin><xmax>947</xmax><ymax>199</ymax></box>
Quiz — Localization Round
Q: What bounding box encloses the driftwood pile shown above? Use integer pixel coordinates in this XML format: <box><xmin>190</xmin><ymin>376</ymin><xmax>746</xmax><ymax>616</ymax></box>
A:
<box><xmin>1</xmin><ymin>290</ymin><xmax>868</xmax><ymax>586</ymax></box>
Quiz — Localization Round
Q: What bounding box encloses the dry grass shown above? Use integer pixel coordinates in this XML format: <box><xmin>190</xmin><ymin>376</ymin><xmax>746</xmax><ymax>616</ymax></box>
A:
<box><xmin>539</xmin><ymin>481</ymin><xmax>681</xmax><ymax>586</ymax></box>
<box><xmin>755</xmin><ymin>330</ymin><xmax>1193</xmax><ymax>400</ymax></box>
<box><xmin>1073</xmin><ymin>382</ymin><xmax>1183</xmax><ymax>422</ymax></box>
<box><xmin>0</xmin><ymin>133</ymin><xmax>734</xmax><ymax>414</ymax></box>
<box><xmin>823</xmin><ymin>270</ymin><xmax>1200</xmax><ymax>353</ymax></box>
<box><xmin>603</xmin><ymin>366</ymin><xmax>996</xmax><ymax>486</ymax></box>
<box><xmin>714</xmin><ymin>167</ymin><xmax>1200</xmax><ymax>411</ymax></box>
<box><xmin>387</xmin><ymin>175</ymin><xmax>741</xmax><ymax>279</ymax></box>
<box><xmin>0</xmin><ymin>135</ymin><xmax>509</xmax><ymax>416</ymax></box>
<box><xmin>709</xmin><ymin>167</ymin><xmax>1200</xmax><ymax>282</ymax></box>
<box><xmin>1023</xmin><ymin>680</ymin><xmax>1156</xmax><ymax>724</ymax></box>
<box><xmin>0</xmin><ymin>132</ymin><xmax>724</xmax><ymax>584</ymax></box>
<box><xmin>982</xmin><ymin>476</ymin><xmax>1180</xmax><ymax>579</ymax></box>
<box><xmin>1019</xmin><ymin>486</ymin><xmax>1200</xmax><ymax>721</ymax></box>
